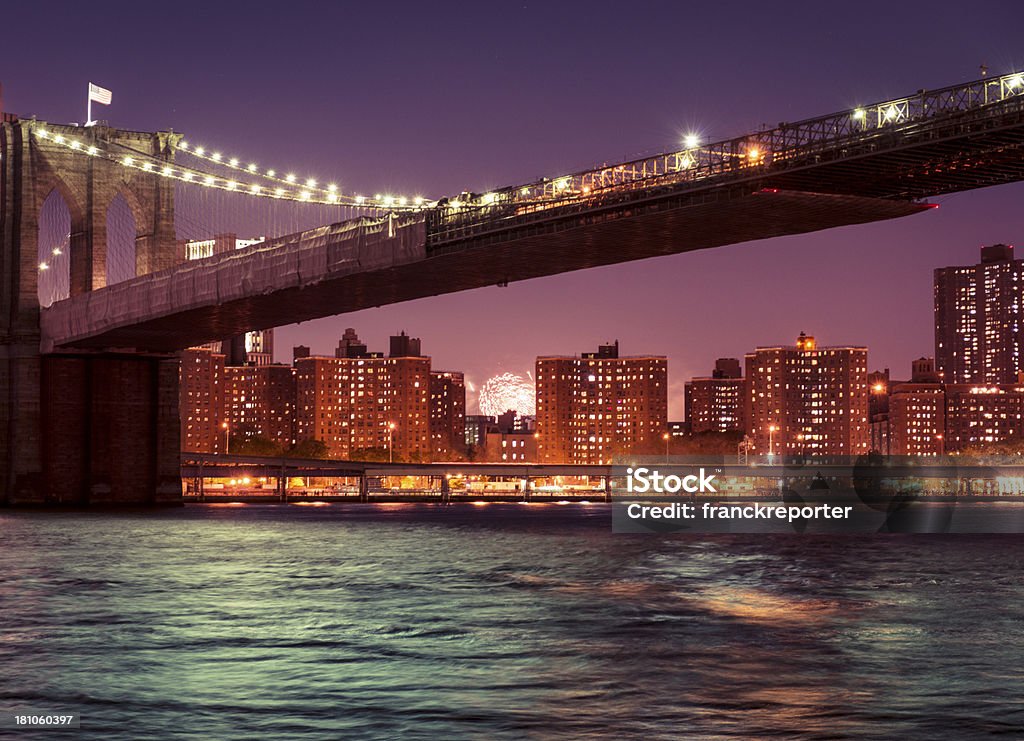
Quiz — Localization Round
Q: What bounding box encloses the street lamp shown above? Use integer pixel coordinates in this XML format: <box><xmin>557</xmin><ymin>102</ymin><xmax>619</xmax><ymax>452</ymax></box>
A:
<box><xmin>663</xmin><ymin>432</ymin><xmax>671</xmax><ymax>459</ymax></box>
<box><xmin>222</xmin><ymin>421</ymin><xmax>230</xmax><ymax>455</ymax></box>
<box><xmin>768</xmin><ymin>424</ymin><xmax>778</xmax><ymax>460</ymax></box>
<box><xmin>388</xmin><ymin>422</ymin><xmax>396</xmax><ymax>464</ymax></box>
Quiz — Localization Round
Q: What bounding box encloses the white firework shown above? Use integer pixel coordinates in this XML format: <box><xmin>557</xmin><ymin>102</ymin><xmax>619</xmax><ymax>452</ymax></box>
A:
<box><xmin>478</xmin><ymin>372</ymin><xmax>535</xmax><ymax>418</ymax></box>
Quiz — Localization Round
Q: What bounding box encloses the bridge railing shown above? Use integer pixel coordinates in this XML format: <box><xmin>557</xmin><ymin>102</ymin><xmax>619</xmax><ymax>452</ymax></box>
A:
<box><xmin>426</xmin><ymin>71</ymin><xmax>1024</xmax><ymax>246</ymax></box>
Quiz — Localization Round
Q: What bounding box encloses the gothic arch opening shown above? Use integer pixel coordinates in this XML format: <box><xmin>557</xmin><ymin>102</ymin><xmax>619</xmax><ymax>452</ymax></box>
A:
<box><xmin>106</xmin><ymin>192</ymin><xmax>137</xmax><ymax>285</ymax></box>
<box><xmin>38</xmin><ymin>189</ymin><xmax>71</xmax><ymax>307</ymax></box>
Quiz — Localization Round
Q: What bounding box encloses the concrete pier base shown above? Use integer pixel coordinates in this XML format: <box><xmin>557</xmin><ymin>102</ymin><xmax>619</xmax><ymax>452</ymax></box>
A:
<box><xmin>2</xmin><ymin>353</ymin><xmax>181</xmax><ymax>506</ymax></box>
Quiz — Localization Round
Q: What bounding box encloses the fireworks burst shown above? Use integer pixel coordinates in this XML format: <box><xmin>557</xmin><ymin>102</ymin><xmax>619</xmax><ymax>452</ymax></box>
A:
<box><xmin>477</xmin><ymin>372</ymin><xmax>535</xmax><ymax>418</ymax></box>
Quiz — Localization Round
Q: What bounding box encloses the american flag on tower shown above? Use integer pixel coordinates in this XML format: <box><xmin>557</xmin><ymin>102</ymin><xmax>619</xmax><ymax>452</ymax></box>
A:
<box><xmin>88</xmin><ymin>83</ymin><xmax>112</xmax><ymax>105</ymax></box>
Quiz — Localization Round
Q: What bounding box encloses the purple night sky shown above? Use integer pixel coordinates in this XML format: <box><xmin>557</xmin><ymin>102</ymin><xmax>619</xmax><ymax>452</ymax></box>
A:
<box><xmin>6</xmin><ymin>1</ymin><xmax>1024</xmax><ymax>417</ymax></box>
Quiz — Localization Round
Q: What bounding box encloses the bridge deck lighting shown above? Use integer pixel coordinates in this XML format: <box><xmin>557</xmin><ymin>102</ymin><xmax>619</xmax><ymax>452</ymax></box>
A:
<box><xmin>195</xmin><ymin>147</ymin><xmax>205</xmax><ymax>156</ymax></box>
<box><xmin>299</xmin><ymin>190</ymin><xmax>311</xmax><ymax>200</ymax></box>
<box><xmin>852</xmin><ymin>108</ymin><xmax>866</xmax><ymax>120</ymax></box>
<box><xmin>355</xmin><ymin>195</ymin><xmax>365</xmax><ymax>205</ymax></box>
<box><xmin>122</xmin><ymin>156</ymin><xmax>134</xmax><ymax>166</ymax></box>
<box><xmin>482</xmin><ymin>192</ymin><xmax>496</xmax><ymax>204</ymax></box>
<box><xmin>250</xmin><ymin>184</ymin><xmax>261</xmax><ymax>194</ymax></box>
<box><xmin>1009</xmin><ymin>75</ymin><xmax>1024</xmax><ymax>89</ymax></box>
<box><xmin>162</xmin><ymin>166</ymin><xmax>172</xmax><ymax>176</ymax></box>
<box><xmin>413</xmin><ymin>196</ymin><xmax>424</xmax><ymax>206</ymax></box>
<box><xmin>267</xmin><ymin>169</ymin><xmax>276</xmax><ymax>177</ymax></box>
<box><xmin>286</xmin><ymin>174</ymin><xmax>297</xmax><ymax>183</ymax></box>
<box><xmin>87</xmin><ymin>146</ymin><xmax>98</xmax><ymax>155</ymax></box>
<box><xmin>383</xmin><ymin>196</ymin><xmax>394</xmax><ymax>206</ymax></box>
<box><xmin>326</xmin><ymin>192</ymin><xmax>337</xmax><ymax>203</ymax></box>
<box><xmin>227</xmin><ymin>180</ymin><xmax>237</xmax><ymax>190</ymax></box>
<box><xmin>247</xmin><ymin>163</ymin><xmax>257</xmax><ymax>172</ymax></box>
<box><xmin>398</xmin><ymin>196</ymin><xmax>407</xmax><ymax>206</ymax></box>
<box><xmin>211</xmin><ymin>152</ymin><xmax>222</xmax><ymax>161</ymax></box>
<box><xmin>274</xmin><ymin>187</ymin><xmax>284</xmax><ymax>197</ymax></box>
<box><xmin>229</xmin><ymin>158</ymin><xmax>239</xmax><ymax>167</ymax></box>
<box><xmin>306</xmin><ymin>178</ymin><xmax>317</xmax><ymax>187</ymax></box>
<box><xmin>450</xmin><ymin>199</ymin><xmax>462</xmax><ymax>209</ymax></box>
<box><xmin>747</xmin><ymin>146</ymin><xmax>761</xmax><ymax>159</ymax></box>
<box><xmin>142</xmin><ymin>161</ymin><xmax>154</xmax><ymax>171</ymax></box>
<box><xmin>36</xmin><ymin>129</ymin><xmax>48</xmax><ymax>138</ymax></box>
<box><xmin>327</xmin><ymin>183</ymin><xmax>337</xmax><ymax>192</ymax></box>
<box><xmin>179</xmin><ymin>141</ymin><xmax>188</xmax><ymax>150</ymax></box>
<box><xmin>684</xmin><ymin>133</ymin><xmax>700</xmax><ymax>148</ymax></box>
<box><xmin>520</xmin><ymin>187</ymin><xmax>530</xmax><ymax>196</ymax></box>
<box><xmin>69</xmin><ymin>140</ymin><xmax>81</xmax><ymax>150</ymax></box>
<box><xmin>53</xmin><ymin>135</ymin><xmax>65</xmax><ymax>144</ymax></box>
<box><xmin>39</xmin><ymin>262</ymin><xmax>48</xmax><ymax>271</ymax></box>
<box><xmin>52</xmin><ymin>247</ymin><xmax>61</xmax><ymax>256</ymax></box>
<box><xmin>204</xmin><ymin>175</ymin><xmax>215</xmax><ymax>185</ymax></box>
<box><xmin>183</xmin><ymin>172</ymin><xmax>194</xmax><ymax>181</ymax></box>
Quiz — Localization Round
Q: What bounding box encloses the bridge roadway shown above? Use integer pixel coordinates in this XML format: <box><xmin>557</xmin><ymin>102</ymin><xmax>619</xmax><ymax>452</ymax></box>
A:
<box><xmin>42</xmin><ymin>190</ymin><xmax>925</xmax><ymax>352</ymax></box>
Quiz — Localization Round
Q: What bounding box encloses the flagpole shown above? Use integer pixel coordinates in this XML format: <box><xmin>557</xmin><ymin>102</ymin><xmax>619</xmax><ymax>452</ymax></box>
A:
<box><xmin>87</xmin><ymin>83</ymin><xmax>92</xmax><ymax>126</ymax></box>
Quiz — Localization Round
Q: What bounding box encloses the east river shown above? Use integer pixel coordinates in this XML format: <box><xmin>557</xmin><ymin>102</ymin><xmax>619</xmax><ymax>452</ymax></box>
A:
<box><xmin>2</xmin><ymin>503</ymin><xmax>1022</xmax><ymax>739</ymax></box>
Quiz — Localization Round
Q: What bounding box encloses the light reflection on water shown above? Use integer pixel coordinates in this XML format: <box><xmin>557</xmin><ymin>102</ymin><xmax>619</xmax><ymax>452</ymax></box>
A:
<box><xmin>1</xmin><ymin>503</ymin><xmax>1023</xmax><ymax>739</ymax></box>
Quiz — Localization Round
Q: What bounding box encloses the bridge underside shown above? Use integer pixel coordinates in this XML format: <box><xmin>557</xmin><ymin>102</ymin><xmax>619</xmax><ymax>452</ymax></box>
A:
<box><xmin>43</xmin><ymin>189</ymin><xmax>928</xmax><ymax>352</ymax></box>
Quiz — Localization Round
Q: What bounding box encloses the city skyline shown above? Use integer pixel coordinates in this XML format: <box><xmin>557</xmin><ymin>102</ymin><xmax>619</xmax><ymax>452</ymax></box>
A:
<box><xmin>5</xmin><ymin>3</ymin><xmax>1024</xmax><ymax>420</ymax></box>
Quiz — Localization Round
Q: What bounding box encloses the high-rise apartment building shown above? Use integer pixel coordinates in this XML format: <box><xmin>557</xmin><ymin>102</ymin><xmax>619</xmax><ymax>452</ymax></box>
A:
<box><xmin>685</xmin><ymin>358</ymin><xmax>746</xmax><ymax>433</ymax></box>
<box><xmin>429</xmin><ymin>371</ymin><xmax>466</xmax><ymax>460</ymax></box>
<box><xmin>945</xmin><ymin>385</ymin><xmax>1024</xmax><ymax>451</ymax></box>
<box><xmin>935</xmin><ymin>244</ymin><xmax>1024</xmax><ymax>384</ymax></box>
<box><xmin>180</xmin><ymin>347</ymin><xmax>296</xmax><ymax>454</ymax></box>
<box><xmin>889</xmin><ymin>383</ymin><xmax>945</xmax><ymax>456</ymax></box>
<box><xmin>744</xmin><ymin>332</ymin><xmax>869</xmax><ymax>457</ymax></box>
<box><xmin>535</xmin><ymin>341</ymin><xmax>667</xmax><ymax>464</ymax></box>
<box><xmin>179</xmin><ymin>347</ymin><xmax>226</xmax><ymax>454</ymax></box>
<box><xmin>223</xmin><ymin>364</ymin><xmax>297</xmax><ymax>451</ymax></box>
<box><xmin>889</xmin><ymin>356</ymin><xmax>1024</xmax><ymax>456</ymax></box>
<box><xmin>294</xmin><ymin>332</ymin><xmax>431</xmax><ymax>461</ymax></box>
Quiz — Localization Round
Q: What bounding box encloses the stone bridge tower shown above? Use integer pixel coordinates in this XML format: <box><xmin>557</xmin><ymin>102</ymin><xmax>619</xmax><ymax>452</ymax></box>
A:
<box><xmin>1</xmin><ymin>117</ymin><xmax>183</xmax><ymax>505</ymax></box>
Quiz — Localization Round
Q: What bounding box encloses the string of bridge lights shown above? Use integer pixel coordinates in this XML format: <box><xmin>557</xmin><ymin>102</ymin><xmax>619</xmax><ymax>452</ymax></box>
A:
<box><xmin>31</xmin><ymin>125</ymin><xmax>433</xmax><ymax>210</ymax></box>
<box><xmin>32</xmin><ymin>122</ymin><xmax>707</xmax><ymax>213</ymax></box>
<box><xmin>175</xmin><ymin>139</ymin><xmax>431</xmax><ymax>208</ymax></box>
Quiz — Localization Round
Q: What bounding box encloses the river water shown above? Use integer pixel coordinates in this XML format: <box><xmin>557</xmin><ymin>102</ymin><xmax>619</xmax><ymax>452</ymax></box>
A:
<box><xmin>2</xmin><ymin>503</ymin><xmax>1023</xmax><ymax>739</ymax></box>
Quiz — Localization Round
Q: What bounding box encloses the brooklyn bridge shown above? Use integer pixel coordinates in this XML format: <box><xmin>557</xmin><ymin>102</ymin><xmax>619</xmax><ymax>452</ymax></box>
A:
<box><xmin>4</xmin><ymin>70</ymin><xmax>1024</xmax><ymax>504</ymax></box>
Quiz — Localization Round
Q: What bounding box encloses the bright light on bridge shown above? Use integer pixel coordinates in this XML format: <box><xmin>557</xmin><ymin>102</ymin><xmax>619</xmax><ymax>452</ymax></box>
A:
<box><xmin>683</xmin><ymin>133</ymin><xmax>700</xmax><ymax>149</ymax></box>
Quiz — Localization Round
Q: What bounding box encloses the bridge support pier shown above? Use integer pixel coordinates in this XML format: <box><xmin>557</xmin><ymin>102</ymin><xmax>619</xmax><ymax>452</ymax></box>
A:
<box><xmin>2</xmin><ymin>352</ymin><xmax>182</xmax><ymax>506</ymax></box>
